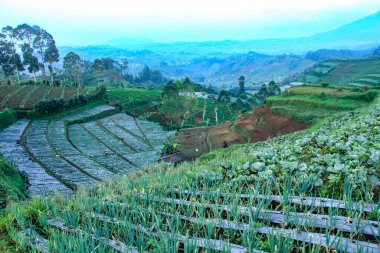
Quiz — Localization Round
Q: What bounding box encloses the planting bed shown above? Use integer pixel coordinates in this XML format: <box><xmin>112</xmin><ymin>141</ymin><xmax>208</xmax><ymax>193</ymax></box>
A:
<box><xmin>0</xmin><ymin>120</ymin><xmax>72</xmax><ymax>196</ymax></box>
<box><xmin>0</xmin><ymin>105</ymin><xmax>171</xmax><ymax>196</ymax></box>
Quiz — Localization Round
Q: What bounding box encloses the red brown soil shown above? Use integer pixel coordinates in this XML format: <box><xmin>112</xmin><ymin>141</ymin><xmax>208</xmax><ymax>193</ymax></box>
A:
<box><xmin>176</xmin><ymin>106</ymin><xmax>309</xmax><ymax>160</ymax></box>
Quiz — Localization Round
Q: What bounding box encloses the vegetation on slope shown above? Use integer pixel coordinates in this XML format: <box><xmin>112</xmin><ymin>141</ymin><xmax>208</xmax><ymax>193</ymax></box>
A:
<box><xmin>0</xmin><ymin>109</ymin><xmax>17</xmax><ymax>131</ymax></box>
<box><xmin>266</xmin><ymin>85</ymin><xmax>378</xmax><ymax>123</ymax></box>
<box><xmin>0</xmin><ymin>155</ymin><xmax>26</xmax><ymax>209</ymax></box>
<box><xmin>2</xmin><ymin>101</ymin><xmax>379</xmax><ymax>252</ymax></box>
<box><xmin>297</xmin><ymin>58</ymin><xmax>380</xmax><ymax>87</ymax></box>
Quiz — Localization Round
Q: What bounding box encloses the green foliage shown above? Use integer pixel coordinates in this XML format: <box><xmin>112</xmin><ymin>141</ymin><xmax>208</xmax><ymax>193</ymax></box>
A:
<box><xmin>161</xmin><ymin>136</ymin><xmax>180</xmax><ymax>156</ymax></box>
<box><xmin>0</xmin><ymin>155</ymin><xmax>26</xmax><ymax>209</ymax></box>
<box><xmin>34</xmin><ymin>85</ymin><xmax>106</xmax><ymax>114</ymax></box>
<box><xmin>0</xmin><ymin>109</ymin><xmax>17</xmax><ymax>131</ymax></box>
<box><xmin>249</xmin><ymin>82</ymin><xmax>281</xmax><ymax>106</ymax></box>
<box><xmin>107</xmin><ymin>88</ymin><xmax>161</xmax><ymax>117</ymax></box>
<box><xmin>321</xmin><ymin>82</ymin><xmax>329</xmax><ymax>87</ymax></box>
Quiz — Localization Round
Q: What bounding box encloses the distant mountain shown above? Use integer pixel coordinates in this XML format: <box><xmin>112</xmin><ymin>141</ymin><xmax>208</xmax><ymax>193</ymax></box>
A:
<box><xmin>156</xmin><ymin>52</ymin><xmax>316</xmax><ymax>87</ymax></box>
<box><xmin>105</xmin><ymin>11</ymin><xmax>380</xmax><ymax>55</ymax></box>
<box><xmin>106</xmin><ymin>37</ymin><xmax>158</xmax><ymax>49</ymax></box>
<box><xmin>58</xmin><ymin>12</ymin><xmax>380</xmax><ymax>87</ymax></box>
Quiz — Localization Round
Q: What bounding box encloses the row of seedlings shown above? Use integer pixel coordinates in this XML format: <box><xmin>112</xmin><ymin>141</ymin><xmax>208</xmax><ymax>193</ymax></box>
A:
<box><xmin>0</xmin><ymin>120</ymin><xmax>72</xmax><ymax>196</ymax></box>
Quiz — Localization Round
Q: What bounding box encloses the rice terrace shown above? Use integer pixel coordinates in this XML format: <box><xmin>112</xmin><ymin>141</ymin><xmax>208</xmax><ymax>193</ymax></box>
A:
<box><xmin>1</xmin><ymin>1</ymin><xmax>380</xmax><ymax>253</ymax></box>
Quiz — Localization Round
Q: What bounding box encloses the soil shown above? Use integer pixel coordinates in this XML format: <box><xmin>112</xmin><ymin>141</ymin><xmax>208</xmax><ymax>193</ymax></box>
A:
<box><xmin>175</xmin><ymin>106</ymin><xmax>309</xmax><ymax>160</ymax></box>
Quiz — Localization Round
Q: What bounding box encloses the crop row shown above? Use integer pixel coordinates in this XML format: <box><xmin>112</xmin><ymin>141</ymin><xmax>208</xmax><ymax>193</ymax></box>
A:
<box><xmin>0</xmin><ymin>85</ymin><xmax>90</xmax><ymax>110</ymax></box>
<box><xmin>0</xmin><ymin>120</ymin><xmax>73</xmax><ymax>196</ymax></box>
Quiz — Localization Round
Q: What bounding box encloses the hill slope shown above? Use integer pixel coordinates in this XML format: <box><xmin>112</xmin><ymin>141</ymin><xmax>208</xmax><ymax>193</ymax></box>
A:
<box><xmin>3</xmin><ymin>99</ymin><xmax>379</xmax><ymax>252</ymax></box>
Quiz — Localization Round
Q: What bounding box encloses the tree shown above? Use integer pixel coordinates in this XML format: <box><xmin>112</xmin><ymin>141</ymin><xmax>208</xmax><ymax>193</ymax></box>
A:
<box><xmin>21</xmin><ymin>43</ymin><xmax>39</xmax><ymax>82</ymax></box>
<box><xmin>32</xmin><ymin>26</ymin><xmax>54</xmax><ymax>85</ymax></box>
<box><xmin>63</xmin><ymin>52</ymin><xmax>84</xmax><ymax>87</ymax></box>
<box><xmin>0</xmin><ymin>33</ymin><xmax>22</xmax><ymax>84</ymax></box>
<box><xmin>2</xmin><ymin>26</ymin><xmax>24</xmax><ymax>83</ymax></box>
<box><xmin>238</xmin><ymin>75</ymin><xmax>245</xmax><ymax>94</ymax></box>
<box><xmin>44</xmin><ymin>40</ymin><xmax>59</xmax><ymax>85</ymax></box>
<box><xmin>162</xmin><ymin>80</ymin><xmax>179</xmax><ymax>99</ymax></box>
<box><xmin>91</xmin><ymin>58</ymin><xmax>104</xmax><ymax>85</ymax></box>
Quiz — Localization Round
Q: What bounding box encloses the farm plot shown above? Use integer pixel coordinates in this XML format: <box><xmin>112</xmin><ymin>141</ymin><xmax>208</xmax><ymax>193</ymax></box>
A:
<box><xmin>25</xmin><ymin>121</ymin><xmax>98</xmax><ymax>190</ymax></box>
<box><xmin>68</xmin><ymin>124</ymin><xmax>137</xmax><ymax>173</ymax></box>
<box><xmin>109</xmin><ymin>113</ymin><xmax>147</xmax><ymax>140</ymax></box>
<box><xmin>1</xmin><ymin>85</ymin><xmax>30</xmax><ymax>108</ymax></box>
<box><xmin>22</xmin><ymin>85</ymin><xmax>49</xmax><ymax>109</ymax></box>
<box><xmin>47</xmin><ymin>121</ymin><xmax>118</xmax><ymax>180</ymax></box>
<box><xmin>46</xmin><ymin>86</ymin><xmax>64</xmax><ymax>100</ymax></box>
<box><xmin>97</xmin><ymin>117</ymin><xmax>152</xmax><ymax>152</ymax></box>
<box><xmin>136</xmin><ymin>119</ymin><xmax>175</xmax><ymax>149</ymax></box>
<box><xmin>0</xmin><ymin>120</ymin><xmax>72</xmax><ymax>196</ymax></box>
<box><xmin>0</xmin><ymin>85</ymin><xmax>23</xmax><ymax>104</ymax></box>
<box><xmin>63</xmin><ymin>104</ymin><xmax>115</xmax><ymax>122</ymax></box>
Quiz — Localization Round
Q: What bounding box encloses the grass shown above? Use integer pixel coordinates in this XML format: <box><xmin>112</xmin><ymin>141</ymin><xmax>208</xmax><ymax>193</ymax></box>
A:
<box><xmin>1</xmin><ymin>100</ymin><xmax>379</xmax><ymax>252</ymax></box>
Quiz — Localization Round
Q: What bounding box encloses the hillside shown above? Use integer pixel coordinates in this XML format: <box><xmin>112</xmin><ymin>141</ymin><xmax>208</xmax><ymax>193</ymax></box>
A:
<box><xmin>3</xmin><ymin>98</ymin><xmax>379</xmax><ymax>252</ymax></box>
<box><xmin>296</xmin><ymin>58</ymin><xmax>380</xmax><ymax>86</ymax></box>
<box><xmin>59</xmin><ymin>12</ymin><xmax>380</xmax><ymax>87</ymax></box>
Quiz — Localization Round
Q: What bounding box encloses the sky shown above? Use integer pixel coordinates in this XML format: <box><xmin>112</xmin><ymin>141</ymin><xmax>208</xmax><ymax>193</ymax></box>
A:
<box><xmin>0</xmin><ymin>0</ymin><xmax>379</xmax><ymax>46</ymax></box>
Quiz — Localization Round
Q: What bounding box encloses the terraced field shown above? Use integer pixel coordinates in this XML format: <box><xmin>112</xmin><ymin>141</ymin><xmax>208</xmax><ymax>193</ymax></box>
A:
<box><xmin>0</xmin><ymin>85</ymin><xmax>90</xmax><ymax>110</ymax></box>
<box><xmin>9</xmin><ymin>104</ymin><xmax>380</xmax><ymax>252</ymax></box>
<box><xmin>298</xmin><ymin>58</ymin><xmax>380</xmax><ymax>87</ymax></box>
<box><xmin>0</xmin><ymin>105</ymin><xmax>173</xmax><ymax>196</ymax></box>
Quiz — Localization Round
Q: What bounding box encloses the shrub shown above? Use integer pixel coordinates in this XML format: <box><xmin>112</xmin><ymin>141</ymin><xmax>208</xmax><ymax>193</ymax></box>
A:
<box><xmin>344</xmin><ymin>90</ymin><xmax>378</xmax><ymax>102</ymax></box>
<box><xmin>34</xmin><ymin>85</ymin><xmax>107</xmax><ymax>115</ymax></box>
<box><xmin>318</xmin><ymin>92</ymin><xmax>327</xmax><ymax>100</ymax></box>
<box><xmin>35</xmin><ymin>99</ymin><xmax>65</xmax><ymax>114</ymax></box>
<box><xmin>0</xmin><ymin>109</ymin><xmax>18</xmax><ymax>130</ymax></box>
<box><xmin>321</xmin><ymin>83</ymin><xmax>329</xmax><ymax>87</ymax></box>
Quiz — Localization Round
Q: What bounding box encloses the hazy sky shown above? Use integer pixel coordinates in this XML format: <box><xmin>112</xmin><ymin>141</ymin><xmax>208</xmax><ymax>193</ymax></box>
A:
<box><xmin>1</xmin><ymin>0</ymin><xmax>379</xmax><ymax>46</ymax></box>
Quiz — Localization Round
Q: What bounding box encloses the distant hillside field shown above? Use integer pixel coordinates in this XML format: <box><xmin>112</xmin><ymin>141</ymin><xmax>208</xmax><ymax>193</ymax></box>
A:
<box><xmin>0</xmin><ymin>85</ymin><xmax>90</xmax><ymax>111</ymax></box>
<box><xmin>298</xmin><ymin>58</ymin><xmax>380</xmax><ymax>87</ymax></box>
<box><xmin>267</xmin><ymin>85</ymin><xmax>378</xmax><ymax>123</ymax></box>
<box><xmin>107</xmin><ymin>88</ymin><xmax>240</xmax><ymax>129</ymax></box>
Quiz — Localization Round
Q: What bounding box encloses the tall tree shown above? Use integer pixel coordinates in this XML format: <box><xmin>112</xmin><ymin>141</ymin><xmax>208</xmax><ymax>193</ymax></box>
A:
<box><xmin>0</xmin><ymin>33</ymin><xmax>21</xmax><ymax>84</ymax></box>
<box><xmin>32</xmin><ymin>26</ymin><xmax>54</xmax><ymax>85</ymax></box>
<box><xmin>2</xmin><ymin>26</ymin><xmax>24</xmax><ymax>83</ymax></box>
<box><xmin>91</xmin><ymin>59</ymin><xmax>104</xmax><ymax>85</ymax></box>
<box><xmin>16</xmin><ymin>24</ymin><xmax>39</xmax><ymax>82</ymax></box>
<box><xmin>63</xmin><ymin>52</ymin><xmax>84</xmax><ymax>86</ymax></box>
<box><xmin>44</xmin><ymin>40</ymin><xmax>59</xmax><ymax>85</ymax></box>
<box><xmin>238</xmin><ymin>75</ymin><xmax>245</xmax><ymax>94</ymax></box>
<box><xmin>21</xmin><ymin>43</ymin><xmax>39</xmax><ymax>82</ymax></box>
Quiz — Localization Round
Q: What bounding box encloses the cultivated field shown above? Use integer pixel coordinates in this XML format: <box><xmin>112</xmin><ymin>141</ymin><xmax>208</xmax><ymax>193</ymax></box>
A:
<box><xmin>267</xmin><ymin>85</ymin><xmax>378</xmax><ymax>123</ymax></box>
<box><xmin>299</xmin><ymin>58</ymin><xmax>380</xmax><ymax>87</ymax></box>
<box><xmin>0</xmin><ymin>85</ymin><xmax>90</xmax><ymax>110</ymax></box>
<box><xmin>8</xmin><ymin>102</ymin><xmax>380</xmax><ymax>253</ymax></box>
<box><xmin>175</xmin><ymin>107</ymin><xmax>308</xmax><ymax>159</ymax></box>
<box><xmin>0</xmin><ymin>105</ymin><xmax>173</xmax><ymax>196</ymax></box>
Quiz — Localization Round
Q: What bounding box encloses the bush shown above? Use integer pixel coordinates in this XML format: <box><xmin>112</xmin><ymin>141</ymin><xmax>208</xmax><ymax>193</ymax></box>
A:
<box><xmin>34</xmin><ymin>85</ymin><xmax>107</xmax><ymax>115</ymax></box>
<box><xmin>318</xmin><ymin>92</ymin><xmax>327</xmax><ymax>100</ymax></box>
<box><xmin>343</xmin><ymin>90</ymin><xmax>378</xmax><ymax>102</ymax></box>
<box><xmin>35</xmin><ymin>98</ymin><xmax>65</xmax><ymax>114</ymax></box>
<box><xmin>0</xmin><ymin>109</ymin><xmax>18</xmax><ymax>130</ymax></box>
<box><xmin>321</xmin><ymin>83</ymin><xmax>329</xmax><ymax>87</ymax></box>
